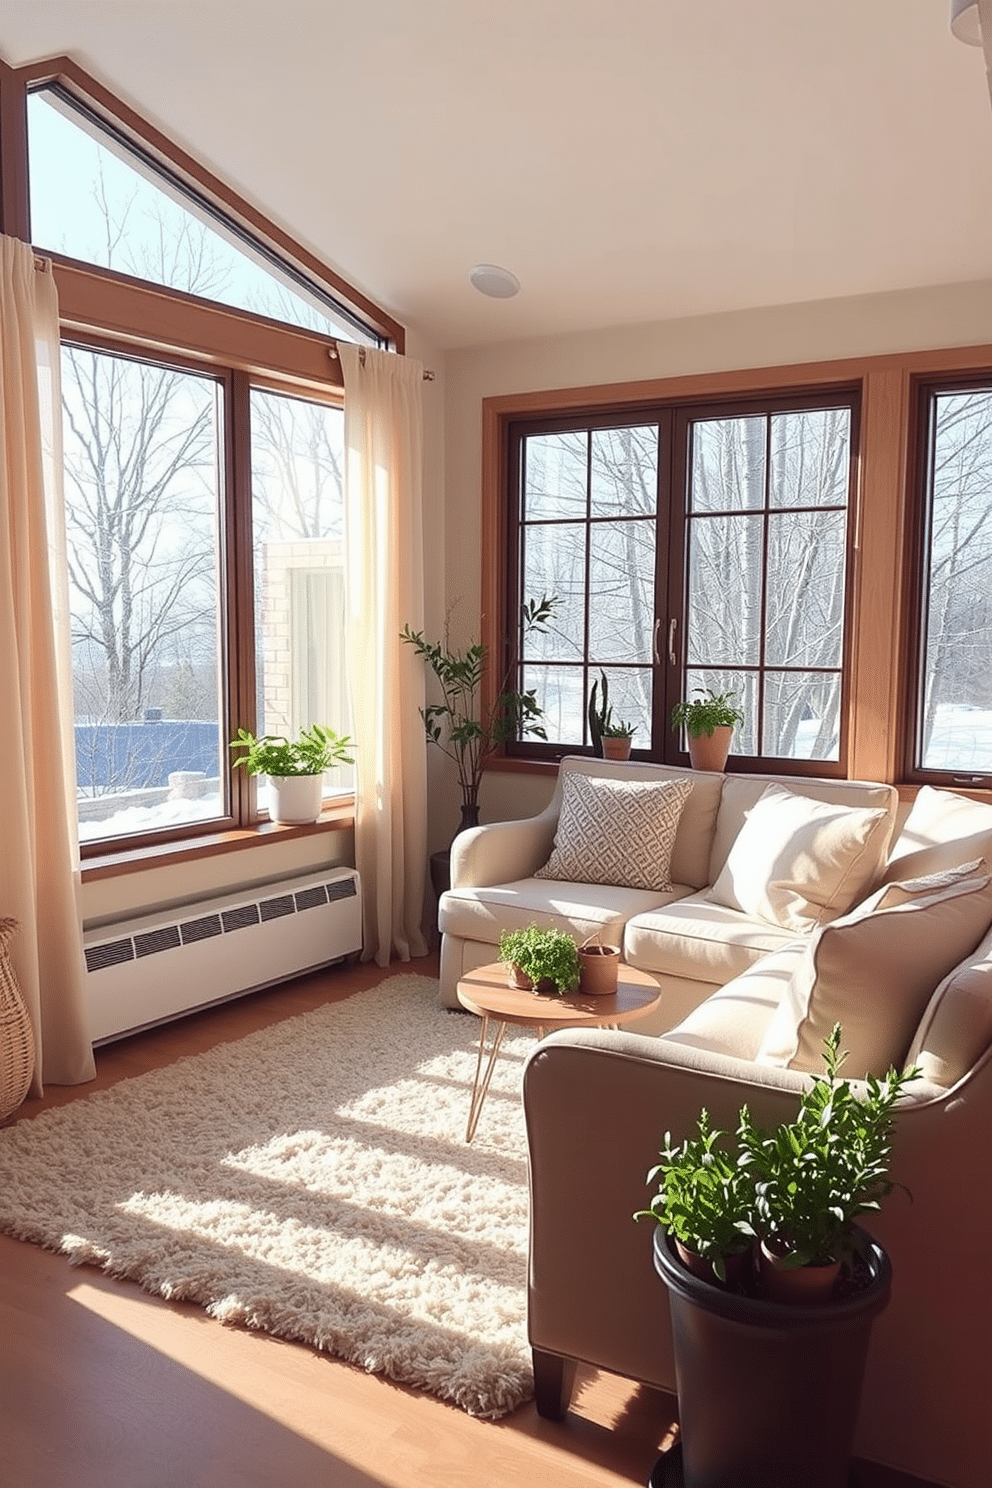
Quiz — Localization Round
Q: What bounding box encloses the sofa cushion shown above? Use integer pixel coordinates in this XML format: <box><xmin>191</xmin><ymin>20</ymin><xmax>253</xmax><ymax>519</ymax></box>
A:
<box><xmin>756</xmin><ymin>862</ymin><xmax>992</xmax><ymax>1078</ymax></box>
<box><xmin>661</xmin><ymin>942</ymin><xmax>806</xmax><ymax>1061</ymax></box>
<box><xmin>551</xmin><ymin>757</ymin><xmax>724</xmax><ymax>890</ymax></box>
<box><xmin>905</xmin><ymin>921</ymin><xmax>992</xmax><ymax>1089</ymax></box>
<box><xmin>708</xmin><ymin>782</ymin><xmax>892</xmax><ymax>933</ymax></box>
<box><xmin>623</xmin><ymin>891</ymin><xmax>799</xmax><ymax>983</ymax></box>
<box><xmin>536</xmin><ymin>771</ymin><xmax>692</xmax><ymax>892</ymax></box>
<box><xmin>438</xmin><ymin>876</ymin><xmax>689</xmax><ymax>949</ymax></box>
<box><xmin>883</xmin><ymin>785</ymin><xmax>992</xmax><ymax>884</ymax></box>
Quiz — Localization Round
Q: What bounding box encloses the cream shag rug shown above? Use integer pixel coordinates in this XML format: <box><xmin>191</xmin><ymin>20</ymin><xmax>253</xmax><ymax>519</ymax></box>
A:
<box><xmin>0</xmin><ymin>975</ymin><xmax>535</xmax><ymax>1418</ymax></box>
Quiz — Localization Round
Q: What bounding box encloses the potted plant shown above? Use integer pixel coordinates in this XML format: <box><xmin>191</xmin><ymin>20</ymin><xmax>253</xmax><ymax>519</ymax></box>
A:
<box><xmin>635</xmin><ymin>1108</ymin><xmax>754</xmax><ymax>1285</ymax></box>
<box><xmin>498</xmin><ymin>924</ymin><xmax>580</xmax><ymax>995</ymax></box>
<box><xmin>641</xmin><ymin>1025</ymin><xmax>921</xmax><ymax>1488</ymax></box>
<box><xmin>601</xmin><ymin>719</ymin><xmax>635</xmax><ymax>761</ymax></box>
<box><xmin>670</xmin><ymin>687</ymin><xmax>744</xmax><ymax>772</ymax></box>
<box><xmin>587</xmin><ymin>670</ymin><xmax>611</xmax><ymax>757</ymax></box>
<box><xmin>229</xmin><ymin>723</ymin><xmax>354</xmax><ymax>824</ymax></box>
<box><xmin>577</xmin><ymin>931</ymin><xmax>622</xmax><ymax>996</ymax></box>
<box><xmin>401</xmin><ymin>594</ymin><xmax>559</xmax><ymax>837</ymax></box>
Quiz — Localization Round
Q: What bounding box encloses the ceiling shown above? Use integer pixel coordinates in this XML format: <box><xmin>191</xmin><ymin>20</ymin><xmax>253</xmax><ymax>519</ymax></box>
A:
<box><xmin>1</xmin><ymin>0</ymin><xmax>991</xmax><ymax>351</ymax></box>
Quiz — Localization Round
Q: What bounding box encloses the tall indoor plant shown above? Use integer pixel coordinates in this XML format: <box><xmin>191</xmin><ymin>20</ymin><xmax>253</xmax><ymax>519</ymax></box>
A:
<box><xmin>401</xmin><ymin>594</ymin><xmax>559</xmax><ymax>832</ymax></box>
<box><xmin>640</xmin><ymin>1025</ymin><xmax>920</xmax><ymax>1488</ymax></box>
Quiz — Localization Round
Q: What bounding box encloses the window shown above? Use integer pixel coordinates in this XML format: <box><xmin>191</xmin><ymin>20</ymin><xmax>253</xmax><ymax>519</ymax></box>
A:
<box><xmin>910</xmin><ymin>379</ymin><xmax>992</xmax><ymax>783</ymax></box>
<box><xmin>2</xmin><ymin>56</ymin><xmax>400</xmax><ymax>852</ymax></box>
<box><xmin>509</xmin><ymin>390</ymin><xmax>858</xmax><ymax>773</ymax></box>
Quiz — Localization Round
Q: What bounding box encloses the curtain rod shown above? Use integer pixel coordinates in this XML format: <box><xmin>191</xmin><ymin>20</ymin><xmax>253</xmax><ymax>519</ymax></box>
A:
<box><xmin>328</xmin><ymin>343</ymin><xmax>435</xmax><ymax>382</ymax></box>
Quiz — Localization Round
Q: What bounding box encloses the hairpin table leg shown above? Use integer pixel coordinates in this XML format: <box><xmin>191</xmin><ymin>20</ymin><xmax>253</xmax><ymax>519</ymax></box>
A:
<box><xmin>465</xmin><ymin>1014</ymin><xmax>507</xmax><ymax>1142</ymax></box>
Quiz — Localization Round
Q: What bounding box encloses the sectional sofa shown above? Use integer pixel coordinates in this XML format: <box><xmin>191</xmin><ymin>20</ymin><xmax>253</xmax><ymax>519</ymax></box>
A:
<box><xmin>437</xmin><ymin>757</ymin><xmax>992</xmax><ymax>1488</ymax></box>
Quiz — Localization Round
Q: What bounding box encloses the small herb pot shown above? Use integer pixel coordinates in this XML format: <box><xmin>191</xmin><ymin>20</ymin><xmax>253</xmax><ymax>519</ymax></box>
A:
<box><xmin>578</xmin><ymin>942</ymin><xmax>621</xmax><ymax>996</ymax></box>
<box><xmin>507</xmin><ymin>963</ymin><xmax>557</xmax><ymax>995</ymax></box>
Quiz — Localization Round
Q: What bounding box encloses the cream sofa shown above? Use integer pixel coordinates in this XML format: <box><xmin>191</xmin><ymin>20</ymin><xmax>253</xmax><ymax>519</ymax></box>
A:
<box><xmin>439</xmin><ymin>759</ymin><xmax>992</xmax><ymax>1488</ymax></box>
<box><xmin>439</xmin><ymin>756</ymin><xmax>899</xmax><ymax>1027</ymax></box>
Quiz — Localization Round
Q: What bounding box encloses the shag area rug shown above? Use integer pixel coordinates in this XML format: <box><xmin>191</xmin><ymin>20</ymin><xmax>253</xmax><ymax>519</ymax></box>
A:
<box><xmin>0</xmin><ymin>975</ymin><xmax>535</xmax><ymax>1418</ymax></box>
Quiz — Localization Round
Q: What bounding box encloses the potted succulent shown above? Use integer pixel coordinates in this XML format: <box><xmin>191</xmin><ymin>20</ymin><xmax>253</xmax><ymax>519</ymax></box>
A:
<box><xmin>229</xmin><ymin>723</ymin><xmax>354</xmax><ymax>824</ymax></box>
<box><xmin>587</xmin><ymin>670</ymin><xmax>611</xmax><ymax>757</ymax></box>
<box><xmin>670</xmin><ymin>687</ymin><xmax>744</xmax><ymax>772</ymax></box>
<box><xmin>601</xmin><ymin>718</ymin><xmax>635</xmax><ymax>761</ymax></box>
<box><xmin>498</xmin><ymin>925</ymin><xmax>580</xmax><ymax>995</ymax></box>
<box><xmin>641</xmin><ymin>1025</ymin><xmax>920</xmax><ymax>1488</ymax></box>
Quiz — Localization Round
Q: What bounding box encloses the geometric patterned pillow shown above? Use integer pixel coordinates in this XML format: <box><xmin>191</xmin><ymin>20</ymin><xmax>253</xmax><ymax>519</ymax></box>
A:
<box><xmin>536</xmin><ymin>771</ymin><xmax>693</xmax><ymax>892</ymax></box>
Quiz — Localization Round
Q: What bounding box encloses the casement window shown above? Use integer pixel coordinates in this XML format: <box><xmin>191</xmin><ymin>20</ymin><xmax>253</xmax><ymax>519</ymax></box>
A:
<box><xmin>508</xmin><ymin>389</ymin><xmax>858</xmax><ymax>774</ymax></box>
<box><xmin>2</xmin><ymin>58</ymin><xmax>401</xmax><ymax>853</ymax></box>
<box><xmin>909</xmin><ymin>378</ymin><xmax>992</xmax><ymax>785</ymax></box>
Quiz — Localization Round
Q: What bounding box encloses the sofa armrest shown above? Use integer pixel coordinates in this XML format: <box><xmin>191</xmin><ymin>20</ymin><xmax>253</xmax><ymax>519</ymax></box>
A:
<box><xmin>449</xmin><ymin>810</ymin><xmax>558</xmax><ymax>890</ymax></box>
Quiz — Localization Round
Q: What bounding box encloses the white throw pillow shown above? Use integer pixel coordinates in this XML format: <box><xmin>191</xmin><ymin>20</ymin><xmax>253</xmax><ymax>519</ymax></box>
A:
<box><xmin>883</xmin><ymin>785</ymin><xmax>992</xmax><ymax>884</ymax></box>
<box><xmin>708</xmin><ymin>783</ymin><xmax>892</xmax><ymax>933</ymax></box>
<box><xmin>756</xmin><ymin>862</ymin><xmax>992</xmax><ymax>1078</ymax></box>
<box><xmin>536</xmin><ymin>771</ymin><xmax>692</xmax><ymax>893</ymax></box>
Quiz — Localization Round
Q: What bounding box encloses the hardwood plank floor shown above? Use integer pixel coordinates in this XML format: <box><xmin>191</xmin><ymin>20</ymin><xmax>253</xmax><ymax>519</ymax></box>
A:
<box><xmin>0</xmin><ymin>953</ymin><xmax>939</xmax><ymax>1488</ymax></box>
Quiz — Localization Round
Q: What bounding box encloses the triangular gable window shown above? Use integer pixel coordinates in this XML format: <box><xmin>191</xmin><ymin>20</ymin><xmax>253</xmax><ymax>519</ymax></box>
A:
<box><xmin>27</xmin><ymin>85</ymin><xmax>378</xmax><ymax>347</ymax></box>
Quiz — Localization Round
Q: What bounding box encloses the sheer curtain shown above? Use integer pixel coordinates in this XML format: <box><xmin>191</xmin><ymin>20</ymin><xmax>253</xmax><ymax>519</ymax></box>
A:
<box><xmin>339</xmin><ymin>345</ymin><xmax>428</xmax><ymax>965</ymax></box>
<box><xmin>0</xmin><ymin>236</ymin><xmax>94</xmax><ymax>1089</ymax></box>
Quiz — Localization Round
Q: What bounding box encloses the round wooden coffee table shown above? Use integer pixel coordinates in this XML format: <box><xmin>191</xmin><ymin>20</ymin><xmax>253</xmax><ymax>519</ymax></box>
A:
<box><xmin>456</xmin><ymin>961</ymin><xmax>662</xmax><ymax>1141</ymax></box>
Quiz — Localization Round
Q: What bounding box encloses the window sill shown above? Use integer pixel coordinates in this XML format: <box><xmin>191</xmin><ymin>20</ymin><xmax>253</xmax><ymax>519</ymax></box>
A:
<box><xmin>80</xmin><ymin>801</ymin><xmax>355</xmax><ymax>882</ymax></box>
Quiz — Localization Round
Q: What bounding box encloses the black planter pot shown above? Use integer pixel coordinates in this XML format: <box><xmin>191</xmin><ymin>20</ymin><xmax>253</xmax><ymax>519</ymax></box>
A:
<box><xmin>652</xmin><ymin>1226</ymin><xmax>891</xmax><ymax>1488</ymax></box>
<box><xmin>429</xmin><ymin>804</ymin><xmax>482</xmax><ymax>904</ymax></box>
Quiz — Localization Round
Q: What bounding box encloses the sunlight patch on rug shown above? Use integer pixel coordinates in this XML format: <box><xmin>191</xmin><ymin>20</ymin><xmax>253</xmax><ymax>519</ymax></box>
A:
<box><xmin>0</xmin><ymin>975</ymin><xmax>535</xmax><ymax>1417</ymax></box>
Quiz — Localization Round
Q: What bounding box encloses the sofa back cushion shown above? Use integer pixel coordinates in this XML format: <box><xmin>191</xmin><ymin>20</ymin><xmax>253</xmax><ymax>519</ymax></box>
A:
<box><xmin>756</xmin><ymin>863</ymin><xmax>992</xmax><ymax>1078</ymax></box>
<box><xmin>536</xmin><ymin>771</ymin><xmax>692</xmax><ymax>892</ymax></box>
<box><xmin>905</xmin><ymin>922</ymin><xmax>992</xmax><ymax>1088</ymax></box>
<box><xmin>552</xmin><ymin>758</ymin><xmax>724</xmax><ymax>889</ymax></box>
<box><xmin>882</xmin><ymin>785</ymin><xmax>992</xmax><ymax>884</ymax></box>
<box><xmin>708</xmin><ymin>773</ymin><xmax>897</xmax><ymax>887</ymax></box>
<box><xmin>708</xmin><ymin>782</ymin><xmax>894</xmax><ymax>933</ymax></box>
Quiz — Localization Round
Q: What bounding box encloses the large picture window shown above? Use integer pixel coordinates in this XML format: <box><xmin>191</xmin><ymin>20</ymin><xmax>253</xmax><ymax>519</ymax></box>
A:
<box><xmin>1</xmin><ymin>55</ymin><xmax>398</xmax><ymax>853</ymax></box>
<box><xmin>509</xmin><ymin>390</ymin><xmax>858</xmax><ymax>773</ymax></box>
<box><xmin>911</xmin><ymin>380</ymin><xmax>992</xmax><ymax>783</ymax></box>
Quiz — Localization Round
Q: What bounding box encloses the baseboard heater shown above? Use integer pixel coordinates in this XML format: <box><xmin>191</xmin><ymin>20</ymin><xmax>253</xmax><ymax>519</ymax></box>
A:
<box><xmin>83</xmin><ymin>868</ymin><xmax>362</xmax><ymax>1044</ymax></box>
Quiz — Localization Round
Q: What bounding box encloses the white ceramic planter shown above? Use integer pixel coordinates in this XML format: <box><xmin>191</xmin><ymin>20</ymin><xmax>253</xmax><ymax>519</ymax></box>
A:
<box><xmin>266</xmin><ymin>773</ymin><xmax>324</xmax><ymax>824</ymax></box>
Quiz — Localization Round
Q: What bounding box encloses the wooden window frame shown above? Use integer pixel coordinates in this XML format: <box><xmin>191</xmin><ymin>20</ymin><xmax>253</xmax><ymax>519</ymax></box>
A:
<box><xmin>504</xmin><ymin>387</ymin><xmax>859</xmax><ymax>777</ymax></box>
<box><xmin>483</xmin><ymin>346</ymin><xmax>992</xmax><ymax>796</ymax></box>
<box><xmin>0</xmin><ymin>55</ymin><xmax>395</xmax><ymax>862</ymax></box>
<box><xmin>902</xmin><ymin>368</ymin><xmax>992</xmax><ymax>790</ymax></box>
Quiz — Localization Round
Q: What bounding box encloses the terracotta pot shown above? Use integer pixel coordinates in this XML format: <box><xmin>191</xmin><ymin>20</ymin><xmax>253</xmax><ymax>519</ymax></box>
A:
<box><xmin>507</xmin><ymin>963</ymin><xmax>556</xmax><ymax>995</ymax></box>
<box><xmin>578</xmin><ymin>943</ymin><xmax>621</xmax><ymax>996</ymax></box>
<box><xmin>687</xmin><ymin>725</ymin><xmax>733</xmax><ymax>773</ymax></box>
<box><xmin>675</xmin><ymin>1239</ymin><xmax>752</xmax><ymax>1289</ymax></box>
<box><xmin>602</xmin><ymin>736</ymin><xmax>632</xmax><ymax>761</ymax></box>
<box><xmin>759</xmin><ymin>1240</ymin><xmax>841</xmax><ymax>1305</ymax></box>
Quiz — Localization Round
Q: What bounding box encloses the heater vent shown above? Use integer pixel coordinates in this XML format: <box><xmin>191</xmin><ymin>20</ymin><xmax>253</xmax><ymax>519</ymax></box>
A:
<box><xmin>84</xmin><ymin>869</ymin><xmax>362</xmax><ymax>1042</ymax></box>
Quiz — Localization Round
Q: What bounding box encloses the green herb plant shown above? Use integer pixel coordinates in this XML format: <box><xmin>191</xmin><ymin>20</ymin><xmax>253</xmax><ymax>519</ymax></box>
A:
<box><xmin>229</xmin><ymin>724</ymin><xmax>354</xmax><ymax>777</ymax></box>
<box><xmin>498</xmin><ymin>924</ymin><xmax>580</xmax><ymax>995</ymax></box>
<box><xmin>401</xmin><ymin>595</ymin><xmax>559</xmax><ymax>815</ymax></box>
<box><xmin>738</xmin><ymin>1023</ymin><xmax>921</xmax><ymax>1269</ymax></box>
<box><xmin>635</xmin><ymin>1109</ymin><xmax>755</xmax><ymax>1281</ymax></box>
<box><xmin>670</xmin><ymin>688</ymin><xmax>745</xmax><ymax>739</ymax></box>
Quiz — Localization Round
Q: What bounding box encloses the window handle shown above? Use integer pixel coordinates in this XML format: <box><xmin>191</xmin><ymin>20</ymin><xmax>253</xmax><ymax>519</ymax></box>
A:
<box><xmin>668</xmin><ymin>618</ymin><xmax>678</xmax><ymax>666</ymax></box>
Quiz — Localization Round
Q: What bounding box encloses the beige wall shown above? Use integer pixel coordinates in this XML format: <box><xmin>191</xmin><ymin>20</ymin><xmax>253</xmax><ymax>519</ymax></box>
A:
<box><xmin>440</xmin><ymin>276</ymin><xmax>992</xmax><ymax>836</ymax></box>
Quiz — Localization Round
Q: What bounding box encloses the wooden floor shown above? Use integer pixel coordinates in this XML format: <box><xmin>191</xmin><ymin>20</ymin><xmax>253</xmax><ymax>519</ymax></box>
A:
<box><xmin>0</xmin><ymin>953</ymin><xmax>938</xmax><ymax>1488</ymax></box>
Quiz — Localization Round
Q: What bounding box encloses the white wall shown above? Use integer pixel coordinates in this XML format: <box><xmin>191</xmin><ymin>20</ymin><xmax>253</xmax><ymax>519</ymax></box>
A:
<box><xmin>440</xmin><ymin>277</ymin><xmax>992</xmax><ymax>834</ymax></box>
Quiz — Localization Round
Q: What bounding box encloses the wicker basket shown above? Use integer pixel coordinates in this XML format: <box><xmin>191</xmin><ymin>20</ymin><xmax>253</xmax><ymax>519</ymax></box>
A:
<box><xmin>0</xmin><ymin>918</ymin><xmax>36</xmax><ymax>1123</ymax></box>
